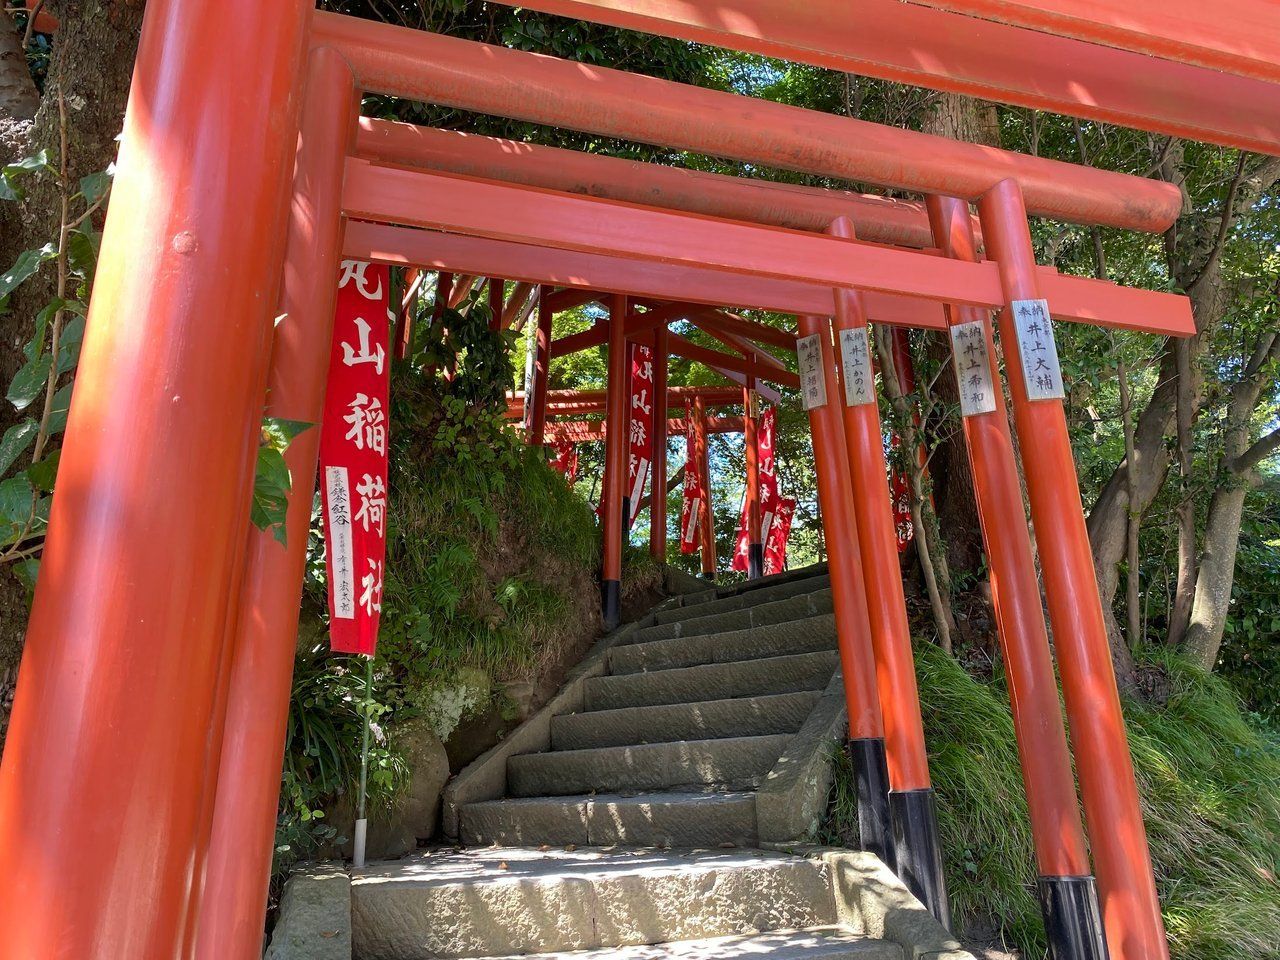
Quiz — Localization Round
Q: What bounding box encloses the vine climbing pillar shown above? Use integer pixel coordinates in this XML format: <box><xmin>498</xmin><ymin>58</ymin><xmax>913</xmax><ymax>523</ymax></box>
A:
<box><xmin>929</xmin><ymin>193</ymin><xmax>1107</xmax><ymax>960</ymax></box>
<box><xmin>796</xmin><ymin>313</ymin><xmax>893</xmax><ymax>865</ymax></box>
<box><xmin>195</xmin><ymin>47</ymin><xmax>359</xmax><ymax>960</ymax></box>
<box><xmin>742</xmin><ymin>378</ymin><xmax>764</xmax><ymax>579</ymax></box>
<box><xmin>826</xmin><ymin>218</ymin><xmax>948</xmax><ymax>925</ymax></box>
<box><xmin>0</xmin><ymin>1</ymin><xmax>313</xmax><ymax>956</ymax></box>
<box><xmin>978</xmin><ymin>180</ymin><xmax>1170</xmax><ymax>960</ymax></box>
<box><xmin>601</xmin><ymin>294</ymin><xmax>628</xmax><ymax>628</ymax></box>
<box><xmin>651</xmin><ymin>326</ymin><xmax>669</xmax><ymax>561</ymax></box>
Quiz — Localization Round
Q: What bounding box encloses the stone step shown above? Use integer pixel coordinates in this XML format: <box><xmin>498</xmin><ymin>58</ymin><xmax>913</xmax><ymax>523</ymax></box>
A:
<box><xmin>628</xmin><ymin>589</ymin><xmax>834</xmax><ymax>645</ymax></box>
<box><xmin>551</xmin><ymin>691</ymin><xmax>821</xmax><ymax>750</ymax></box>
<box><xmin>654</xmin><ymin>574</ymin><xmax>832</xmax><ymax>625</ymax></box>
<box><xmin>482</xmin><ymin>928</ymin><xmax>903</xmax><ymax>960</ymax></box>
<box><xmin>584</xmin><ymin>650</ymin><xmax>839</xmax><ymax>711</ymax></box>
<box><xmin>610</xmin><ymin>615</ymin><xmax>836</xmax><ymax>675</ymax></box>
<box><xmin>508</xmin><ymin>734</ymin><xmax>790</xmax><ymax>797</ymax></box>
<box><xmin>460</xmin><ymin>791</ymin><xmax>758</xmax><ymax>847</ymax></box>
<box><xmin>350</xmin><ymin>848</ymin><xmax>836</xmax><ymax>959</ymax></box>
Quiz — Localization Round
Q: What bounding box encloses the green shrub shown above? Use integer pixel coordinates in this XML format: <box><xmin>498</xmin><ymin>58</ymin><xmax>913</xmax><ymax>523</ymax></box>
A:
<box><xmin>822</xmin><ymin>645</ymin><xmax>1280</xmax><ymax>960</ymax></box>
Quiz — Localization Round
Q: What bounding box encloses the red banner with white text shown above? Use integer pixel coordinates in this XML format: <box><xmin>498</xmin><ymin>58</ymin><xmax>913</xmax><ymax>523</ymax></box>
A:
<box><xmin>679</xmin><ymin>419</ymin><xmax>704</xmax><ymax>554</ymax></box>
<box><xmin>627</xmin><ymin>344</ymin><xmax>654</xmax><ymax>528</ymax></box>
<box><xmin>762</xmin><ymin>496</ymin><xmax>796</xmax><ymax>576</ymax></box>
<box><xmin>319</xmin><ymin>260</ymin><xmax>391</xmax><ymax>656</ymax></box>
<box><xmin>732</xmin><ymin>407</ymin><xmax>779</xmax><ymax>571</ymax></box>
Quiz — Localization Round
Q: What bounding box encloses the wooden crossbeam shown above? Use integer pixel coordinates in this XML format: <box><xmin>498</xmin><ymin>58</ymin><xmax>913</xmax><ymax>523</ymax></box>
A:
<box><xmin>316</xmin><ymin>11</ymin><xmax>1181</xmax><ymax>230</ymax></box>
<box><xmin>914</xmin><ymin>0</ymin><xmax>1280</xmax><ymax>86</ymax></box>
<box><xmin>341</xmin><ymin>165</ymin><xmax>1194</xmax><ymax>336</ymax></box>
<box><xmin>474</xmin><ymin>0</ymin><xmax>1280</xmax><ymax>155</ymax></box>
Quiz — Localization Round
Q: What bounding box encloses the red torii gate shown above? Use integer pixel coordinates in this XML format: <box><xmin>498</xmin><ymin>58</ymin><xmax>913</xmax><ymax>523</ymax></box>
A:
<box><xmin>0</xmin><ymin>5</ymin><xmax>1222</xmax><ymax>960</ymax></box>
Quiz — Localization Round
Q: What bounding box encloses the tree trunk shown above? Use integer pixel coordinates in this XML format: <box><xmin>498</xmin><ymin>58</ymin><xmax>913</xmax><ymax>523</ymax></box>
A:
<box><xmin>918</xmin><ymin>93</ymin><xmax>998</xmax><ymax>584</ymax></box>
<box><xmin>0</xmin><ymin>13</ymin><xmax>39</xmax><ymax>125</ymax></box>
<box><xmin>1180</xmin><ymin>482</ymin><xmax>1248</xmax><ymax>671</ymax></box>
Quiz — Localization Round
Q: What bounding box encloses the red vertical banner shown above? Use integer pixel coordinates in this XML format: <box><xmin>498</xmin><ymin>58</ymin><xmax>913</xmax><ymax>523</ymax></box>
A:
<box><xmin>627</xmin><ymin>344</ymin><xmax>654</xmax><ymax>528</ymax></box>
<box><xmin>889</xmin><ymin>443</ymin><xmax>915</xmax><ymax>552</ymax></box>
<box><xmin>552</xmin><ymin>438</ymin><xmax>579</xmax><ymax>484</ymax></box>
<box><xmin>733</xmin><ymin>407</ymin><xmax>779</xmax><ymax>570</ymax></box>
<box><xmin>762</xmin><ymin>496</ymin><xmax>796</xmax><ymax>575</ymax></box>
<box><xmin>320</xmin><ymin>260</ymin><xmax>392</xmax><ymax>656</ymax></box>
<box><xmin>679</xmin><ymin>419</ymin><xmax>704</xmax><ymax>554</ymax></box>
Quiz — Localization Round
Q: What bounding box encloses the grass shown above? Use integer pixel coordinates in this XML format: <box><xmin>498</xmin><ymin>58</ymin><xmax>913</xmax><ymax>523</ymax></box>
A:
<box><xmin>820</xmin><ymin>643</ymin><xmax>1280</xmax><ymax>960</ymax></box>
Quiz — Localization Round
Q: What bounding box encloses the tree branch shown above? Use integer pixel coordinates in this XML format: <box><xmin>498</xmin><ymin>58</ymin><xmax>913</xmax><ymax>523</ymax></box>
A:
<box><xmin>1230</xmin><ymin>425</ymin><xmax>1280</xmax><ymax>476</ymax></box>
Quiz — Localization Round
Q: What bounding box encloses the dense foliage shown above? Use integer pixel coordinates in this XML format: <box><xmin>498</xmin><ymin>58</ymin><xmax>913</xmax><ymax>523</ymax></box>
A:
<box><xmin>822</xmin><ymin>644</ymin><xmax>1280</xmax><ymax>960</ymax></box>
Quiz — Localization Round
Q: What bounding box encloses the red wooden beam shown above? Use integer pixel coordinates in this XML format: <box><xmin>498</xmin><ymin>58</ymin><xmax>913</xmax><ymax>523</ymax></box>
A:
<box><xmin>501</xmin><ymin>281</ymin><xmax>536</xmax><ymax>328</ymax></box>
<box><xmin>914</xmin><ymin>0</ymin><xmax>1280</xmax><ymax>86</ymax></box>
<box><xmin>546</xmin><ymin>416</ymin><xmax>744</xmax><ymax>443</ymax></box>
<box><xmin>341</xmin><ymin>165</ymin><xmax>1193</xmax><ymax>335</ymax></box>
<box><xmin>544</xmin><ymin>287</ymin><xmax>605</xmax><ymax>312</ymax></box>
<box><xmin>475</xmin><ymin>0</ymin><xmax>1280</xmax><ymax>156</ymax></box>
<box><xmin>343</xmin><ymin>160</ymin><xmax>1007</xmax><ymax>308</ymax></box>
<box><xmin>343</xmin><ymin>222</ymin><xmax>1190</xmax><ymax>337</ymax></box>
<box><xmin>315</xmin><ymin>12</ymin><xmax>1181</xmax><ymax>230</ymax></box>
<box><xmin>356</xmin><ymin>121</ymin><xmax>952</xmax><ymax>247</ymax></box>
<box><xmin>667</xmin><ymin>332</ymin><xmax>800</xmax><ymax>389</ymax></box>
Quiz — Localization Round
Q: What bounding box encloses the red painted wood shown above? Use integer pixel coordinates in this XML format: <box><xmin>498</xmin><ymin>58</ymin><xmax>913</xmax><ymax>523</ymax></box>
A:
<box><xmin>919</xmin><ymin>0</ymin><xmax>1280</xmax><ymax>87</ymax></box>
<box><xmin>473</xmin><ymin>0</ymin><xmax>1280</xmax><ymax>154</ymax></box>
<box><xmin>315</xmin><ymin>11</ymin><xmax>1181</xmax><ymax>230</ymax></box>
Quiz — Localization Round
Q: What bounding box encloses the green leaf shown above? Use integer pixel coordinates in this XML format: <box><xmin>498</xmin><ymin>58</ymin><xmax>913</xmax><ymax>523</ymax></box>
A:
<box><xmin>13</xmin><ymin>557</ymin><xmax>39</xmax><ymax>591</ymax></box>
<box><xmin>251</xmin><ymin>445</ymin><xmax>293</xmax><ymax>546</ymax></box>
<box><xmin>46</xmin><ymin>381</ymin><xmax>73</xmax><ymax>435</ymax></box>
<box><xmin>56</xmin><ymin>315</ymin><xmax>85</xmax><ymax>375</ymax></box>
<box><xmin>66</xmin><ymin>229</ymin><xmax>98</xmax><ymax>281</ymax></box>
<box><xmin>25</xmin><ymin>298</ymin><xmax>65</xmax><ymax>361</ymax></box>
<box><xmin>78</xmin><ymin>168</ymin><xmax>113</xmax><ymax>206</ymax></box>
<box><xmin>0</xmin><ymin>476</ymin><xmax>36</xmax><ymax>544</ymax></box>
<box><xmin>0</xmin><ymin>150</ymin><xmax>51</xmax><ymax>202</ymax></box>
<box><xmin>0</xmin><ymin>243</ymin><xmax>57</xmax><ymax>303</ymax></box>
<box><xmin>7</xmin><ymin>353</ymin><xmax>51</xmax><ymax>412</ymax></box>
<box><xmin>26</xmin><ymin>450</ymin><xmax>59</xmax><ymax>492</ymax></box>
<box><xmin>261</xmin><ymin>417</ymin><xmax>313</xmax><ymax>451</ymax></box>
<box><xmin>0</xmin><ymin>419</ymin><xmax>39</xmax><ymax>475</ymax></box>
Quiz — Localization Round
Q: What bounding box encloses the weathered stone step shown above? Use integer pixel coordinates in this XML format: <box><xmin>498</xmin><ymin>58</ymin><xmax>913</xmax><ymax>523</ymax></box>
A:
<box><xmin>508</xmin><ymin>734</ymin><xmax>790</xmax><ymax>797</ymax></box>
<box><xmin>628</xmin><ymin>589</ymin><xmax>834</xmax><ymax>645</ymax></box>
<box><xmin>350</xmin><ymin>848</ymin><xmax>835</xmax><ymax>959</ymax></box>
<box><xmin>461</xmin><ymin>790</ymin><xmax>758</xmax><ymax>847</ymax></box>
<box><xmin>584</xmin><ymin>650</ymin><xmax>839</xmax><ymax>711</ymax></box>
<box><xmin>610</xmin><ymin>615</ymin><xmax>836</xmax><ymax>674</ymax></box>
<box><xmin>551</xmin><ymin>691</ymin><xmax>821</xmax><ymax>750</ymax></box>
<box><xmin>654</xmin><ymin>574</ymin><xmax>832</xmax><ymax>625</ymax></box>
<box><xmin>481</xmin><ymin>928</ymin><xmax>903</xmax><ymax>960</ymax></box>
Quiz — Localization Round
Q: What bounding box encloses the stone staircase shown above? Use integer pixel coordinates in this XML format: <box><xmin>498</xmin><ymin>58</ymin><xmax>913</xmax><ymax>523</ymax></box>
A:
<box><xmin>266</xmin><ymin>567</ymin><xmax>973</xmax><ymax>960</ymax></box>
<box><xmin>456</xmin><ymin>568</ymin><xmax>837</xmax><ymax>848</ymax></box>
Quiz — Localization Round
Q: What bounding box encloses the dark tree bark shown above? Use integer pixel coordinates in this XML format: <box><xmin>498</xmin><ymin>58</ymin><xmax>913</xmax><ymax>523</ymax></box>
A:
<box><xmin>0</xmin><ymin>0</ymin><xmax>144</xmax><ymax>752</ymax></box>
<box><xmin>918</xmin><ymin>94</ymin><xmax>999</xmax><ymax>586</ymax></box>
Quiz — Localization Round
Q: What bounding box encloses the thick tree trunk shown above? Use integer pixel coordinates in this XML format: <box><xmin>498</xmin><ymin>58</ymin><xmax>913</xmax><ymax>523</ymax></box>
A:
<box><xmin>0</xmin><ymin>14</ymin><xmax>39</xmax><ymax>124</ymax></box>
<box><xmin>1181</xmin><ymin>482</ymin><xmax>1248</xmax><ymax>671</ymax></box>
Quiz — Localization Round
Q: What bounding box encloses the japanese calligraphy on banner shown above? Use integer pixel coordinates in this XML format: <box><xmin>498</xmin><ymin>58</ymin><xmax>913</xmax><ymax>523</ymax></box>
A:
<box><xmin>838</xmin><ymin>327</ymin><xmax>875</xmax><ymax>407</ymax></box>
<box><xmin>679</xmin><ymin>420</ymin><xmax>704</xmax><ymax>554</ymax></box>
<box><xmin>889</xmin><ymin>453</ymin><xmax>914</xmax><ymax>553</ymax></box>
<box><xmin>627</xmin><ymin>344</ymin><xmax>655</xmax><ymax>528</ymax></box>
<box><xmin>949</xmin><ymin>320</ymin><xmax>997</xmax><ymax>417</ymax></box>
<box><xmin>1011</xmin><ymin>298</ymin><xmax>1065</xmax><ymax>401</ymax></box>
<box><xmin>762</xmin><ymin>497</ymin><xmax>796</xmax><ymax>576</ymax></box>
<box><xmin>796</xmin><ymin>333</ymin><xmax>827</xmax><ymax>410</ymax></box>
<box><xmin>320</xmin><ymin>260</ymin><xmax>391</xmax><ymax>656</ymax></box>
<box><xmin>732</xmin><ymin>407</ymin><xmax>779</xmax><ymax>571</ymax></box>
<box><xmin>552</xmin><ymin>439</ymin><xmax>579</xmax><ymax>485</ymax></box>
